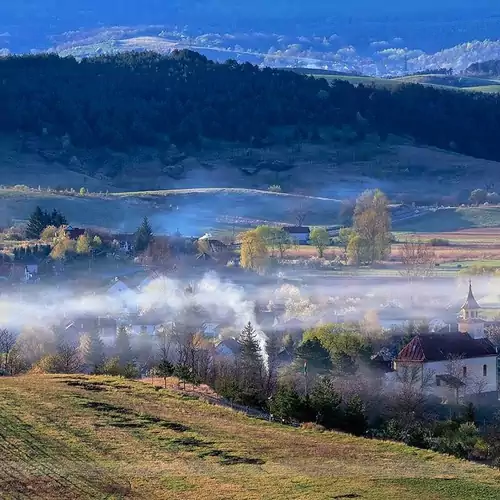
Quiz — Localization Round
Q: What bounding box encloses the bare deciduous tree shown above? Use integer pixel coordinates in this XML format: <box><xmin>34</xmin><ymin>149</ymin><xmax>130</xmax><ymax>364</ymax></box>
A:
<box><xmin>0</xmin><ymin>329</ymin><xmax>17</xmax><ymax>375</ymax></box>
<box><xmin>399</xmin><ymin>237</ymin><xmax>436</xmax><ymax>281</ymax></box>
<box><xmin>389</xmin><ymin>364</ymin><xmax>435</xmax><ymax>424</ymax></box>
<box><xmin>290</xmin><ymin>199</ymin><xmax>312</xmax><ymax>227</ymax></box>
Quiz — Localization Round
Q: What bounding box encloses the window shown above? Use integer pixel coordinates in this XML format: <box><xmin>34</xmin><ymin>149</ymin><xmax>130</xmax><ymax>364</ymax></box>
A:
<box><xmin>463</xmin><ymin>366</ymin><xmax>467</xmax><ymax>377</ymax></box>
<box><xmin>483</xmin><ymin>364</ymin><xmax>488</xmax><ymax>377</ymax></box>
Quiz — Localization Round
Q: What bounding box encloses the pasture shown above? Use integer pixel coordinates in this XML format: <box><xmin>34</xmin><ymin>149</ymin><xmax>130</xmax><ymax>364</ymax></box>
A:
<box><xmin>1</xmin><ymin>375</ymin><xmax>500</xmax><ymax>500</ymax></box>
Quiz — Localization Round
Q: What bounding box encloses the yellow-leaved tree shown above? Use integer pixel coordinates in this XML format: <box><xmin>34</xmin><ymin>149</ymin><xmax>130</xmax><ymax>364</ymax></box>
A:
<box><xmin>352</xmin><ymin>189</ymin><xmax>391</xmax><ymax>264</ymax></box>
<box><xmin>50</xmin><ymin>227</ymin><xmax>75</xmax><ymax>260</ymax></box>
<box><xmin>240</xmin><ymin>229</ymin><xmax>268</xmax><ymax>272</ymax></box>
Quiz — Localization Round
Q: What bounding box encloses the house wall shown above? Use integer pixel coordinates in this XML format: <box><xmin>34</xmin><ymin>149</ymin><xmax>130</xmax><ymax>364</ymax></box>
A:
<box><xmin>288</xmin><ymin>233</ymin><xmax>309</xmax><ymax>244</ymax></box>
<box><xmin>393</xmin><ymin>356</ymin><xmax>498</xmax><ymax>396</ymax></box>
<box><xmin>425</xmin><ymin>356</ymin><xmax>498</xmax><ymax>394</ymax></box>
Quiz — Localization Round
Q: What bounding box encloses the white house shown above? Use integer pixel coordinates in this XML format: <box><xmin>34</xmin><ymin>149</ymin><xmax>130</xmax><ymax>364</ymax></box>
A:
<box><xmin>392</xmin><ymin>282</ymin><xmax>498</xmax><ymax>403</ymax></box>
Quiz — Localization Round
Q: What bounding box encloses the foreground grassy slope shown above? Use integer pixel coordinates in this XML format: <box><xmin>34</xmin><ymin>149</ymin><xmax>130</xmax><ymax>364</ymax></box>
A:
<box><xmin>1</xmin><ymin>375</ymin><xmax>500</xmax><ymax>500</ymax></box>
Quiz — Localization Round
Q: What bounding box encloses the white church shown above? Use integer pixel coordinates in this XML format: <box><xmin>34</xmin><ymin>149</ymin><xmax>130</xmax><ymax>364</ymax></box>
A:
<box><xmin>393</xmin><ymin>281</ymin><xmax>499</xmax><ymax>403</ymax></box>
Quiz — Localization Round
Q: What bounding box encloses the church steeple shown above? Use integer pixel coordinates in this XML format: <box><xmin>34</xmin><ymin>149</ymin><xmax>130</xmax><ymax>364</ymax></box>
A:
<box><xmin>461</xmin><ymin>280</ymin><xmax>480</xmax><ymax>312</ymax></box>
<box><xmin>458</xmin><ymin>281</ymin><xmax>484</xmax><ymax>338</ymax></box>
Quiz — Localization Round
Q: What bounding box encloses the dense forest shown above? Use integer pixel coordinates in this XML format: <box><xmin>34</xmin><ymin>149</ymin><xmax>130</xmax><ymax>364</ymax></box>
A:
<box><xmin>466</xmin><ymin>59</ymin><xmax>500</xmax><ymax>77</ymax></box>
<box><xmin>1</xmin><ymin>51</ymin><xmax>500</xmax><ymax>162</ymax></box>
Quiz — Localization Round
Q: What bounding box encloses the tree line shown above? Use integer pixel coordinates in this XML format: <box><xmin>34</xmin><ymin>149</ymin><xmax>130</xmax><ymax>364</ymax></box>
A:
<box><xmin>1</xmin><ymin>51</ymin><xmax>500</xmax><ymax>162</ymax></box>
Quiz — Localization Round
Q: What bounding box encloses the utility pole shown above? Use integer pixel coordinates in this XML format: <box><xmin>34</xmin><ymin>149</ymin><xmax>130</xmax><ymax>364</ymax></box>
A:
<box><xmin>304</xmin><ymin>360</ymin><xmax>308</xmax><ymax>398</ymax></box>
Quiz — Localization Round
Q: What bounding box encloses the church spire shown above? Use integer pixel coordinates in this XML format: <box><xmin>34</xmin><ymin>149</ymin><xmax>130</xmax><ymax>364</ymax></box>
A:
<box><xmin>462</xmin><ymin>280</ymin><xmax>480</xmax><ymax>310</ymax></box>
<box><xmin>458</xmin><ymin>280</ymin><xmax>485</xmax><ymax>338</ymax></box>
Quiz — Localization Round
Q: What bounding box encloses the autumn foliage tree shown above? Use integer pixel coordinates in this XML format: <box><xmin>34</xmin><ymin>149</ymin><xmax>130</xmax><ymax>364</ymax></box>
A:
<box><xmin>240</xmin><ymin>229</ymin><xmax>268</xmax><ymax>272</ymax></box>
<box><xmin>351</xmin><ymin>189</ymin><xmax>391</xmax><ymax>264</ymax></box>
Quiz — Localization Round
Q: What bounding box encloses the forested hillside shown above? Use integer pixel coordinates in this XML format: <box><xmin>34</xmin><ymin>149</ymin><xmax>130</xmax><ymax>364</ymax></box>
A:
<box><xmin>1</xmin><ymin>50</ymin><xmax>500</xmax><ymax>162</ymax></box>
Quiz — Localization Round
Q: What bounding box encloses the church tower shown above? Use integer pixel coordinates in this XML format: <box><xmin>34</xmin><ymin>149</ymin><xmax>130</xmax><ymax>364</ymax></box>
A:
<box><xmin>458</xmin><ymin>280</ymin><xmax>485</xmax><ymax>339</ymax></box>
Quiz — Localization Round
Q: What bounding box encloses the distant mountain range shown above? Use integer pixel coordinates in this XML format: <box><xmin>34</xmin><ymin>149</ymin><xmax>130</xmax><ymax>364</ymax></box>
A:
<box><xmin>1</xmin><ymin>1</ymin><xmax>500</xmax><ymax>73</ymax></box>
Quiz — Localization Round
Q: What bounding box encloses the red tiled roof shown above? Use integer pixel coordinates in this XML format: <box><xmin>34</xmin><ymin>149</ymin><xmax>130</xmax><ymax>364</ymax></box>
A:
<box><xmin>397</xmin><ymin>333</ymin><xmax>497</xmax><ymax>363</ymax></box>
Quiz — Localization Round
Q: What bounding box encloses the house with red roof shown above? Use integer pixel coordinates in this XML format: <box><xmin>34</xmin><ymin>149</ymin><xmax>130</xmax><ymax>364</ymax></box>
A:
<box><xmin>392</xmin><ymin>282</ymin><xmax>498</xmax><ymax>403</ymax></box>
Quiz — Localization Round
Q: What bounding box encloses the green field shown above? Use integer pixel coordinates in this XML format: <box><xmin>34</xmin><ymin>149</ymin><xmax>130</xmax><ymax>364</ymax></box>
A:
<box><xmin>394</xmin><ymin>207</ymin><xmax>500</xmax><ymax>232</ymax></box>
<box><xmin>1</xmin><ymin>375</ymin><xmax>500</xmax><ymax>500</ymax></box>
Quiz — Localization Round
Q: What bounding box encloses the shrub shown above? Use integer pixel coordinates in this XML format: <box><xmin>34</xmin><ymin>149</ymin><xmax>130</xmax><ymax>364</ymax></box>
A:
<box><xmin>268</xmin><ymin>185</ymin><xmax>282</xmax><ymax>193</ymax></box>
<box><xmin>429</xmin><ymin>238</ymin><xmax>450</xmax><ymax>246</ymax></box>
<box><xmin>79</xmin><ymin>187</ymin><xmax>87</xmax><ymax>195</ymax></box>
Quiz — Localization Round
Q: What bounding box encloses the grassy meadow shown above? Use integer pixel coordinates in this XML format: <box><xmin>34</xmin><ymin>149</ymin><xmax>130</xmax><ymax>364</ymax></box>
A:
<box><xmin>1</xmin><ymin>375</ymin><xmax>500</xmax><ymax>500</ymax></box>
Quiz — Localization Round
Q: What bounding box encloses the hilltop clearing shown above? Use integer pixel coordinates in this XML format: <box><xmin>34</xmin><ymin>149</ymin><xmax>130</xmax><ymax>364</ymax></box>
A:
<box><xmin>1</xmin><ymin>375</ymin><xmax>500</xmax><ymax>500</ymax></box>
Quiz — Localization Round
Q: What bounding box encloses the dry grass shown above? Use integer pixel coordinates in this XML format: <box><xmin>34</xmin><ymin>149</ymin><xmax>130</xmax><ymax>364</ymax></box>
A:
<box><xmin>1</xmin><ymin>375</ymin><xmax>500</xmax><ymax>500</ymax></box>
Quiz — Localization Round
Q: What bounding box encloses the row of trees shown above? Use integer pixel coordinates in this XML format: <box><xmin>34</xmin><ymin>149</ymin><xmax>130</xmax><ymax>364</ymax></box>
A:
<box><xmin>1</xmin><ymin>52</ymin><xmax>500</xmax><ymax>161</ymax></box>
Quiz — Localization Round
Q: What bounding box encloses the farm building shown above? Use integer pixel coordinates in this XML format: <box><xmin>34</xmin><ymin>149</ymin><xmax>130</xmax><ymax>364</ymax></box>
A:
<box><xmin>283</xmin><ymin>226</ymin><xmax>310</xmax><ymax>245</ymax></box>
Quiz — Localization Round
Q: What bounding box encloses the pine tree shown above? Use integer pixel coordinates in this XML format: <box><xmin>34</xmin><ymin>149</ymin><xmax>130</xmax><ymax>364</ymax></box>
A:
<box><xmin>238</xmin><ymin>322</ymin><xmax>265</xmax><ymax>404</ymax></box>
<box><xmin>79</xmin><ymin>331</ymin><xmax>105</xmax><ymax>373</ymax></box>
<box><xmin>26</xmin><ymin>206</ymin><xmax>47</xmax><ymax>239</ymax></box>
<box><xmin>310</xmin><ymin>377</ymin><xmax>342</xmax><ymax>428</ymax></box>
<box><xmin>134</xmin><ymin>216</ymin><xmax>153</xmax><ymax>253</ymax></box>
<box><xmin>269</xmin><ymin>385</ymin><xmax>304</xmax><ymax>422</ymax></box>
<box><xmin>114</xmin><ymin>326</ymin><xmax>132</xmax><ymax>366</ymax></box>
<box><xmin>343</xmin><ymin>396</ymin><xmax>367</xmax><ymax>436</ymax></box>
<box><xmin>50</xmin><ymin>209</ymin><xmax>67</xmax><ymax>227</ymax></box>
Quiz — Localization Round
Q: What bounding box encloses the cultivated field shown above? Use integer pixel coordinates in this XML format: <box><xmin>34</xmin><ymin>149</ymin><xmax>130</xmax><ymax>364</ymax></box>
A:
<box><xmin>1</xmin><ymin>375</ymin><xmax>500</xmax><ymax>500</ymax></box>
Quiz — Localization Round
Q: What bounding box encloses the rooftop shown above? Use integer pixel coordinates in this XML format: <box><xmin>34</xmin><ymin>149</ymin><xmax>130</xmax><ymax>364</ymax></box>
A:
<box><xmin>396</xmin><ymin>332</ymin><xmax>497</xmax><ymax>363</ymax></box>
<box><xmin>283</xmin><ymin>226</ymin><xmax>310</xmax><ymax>234</ymax></box>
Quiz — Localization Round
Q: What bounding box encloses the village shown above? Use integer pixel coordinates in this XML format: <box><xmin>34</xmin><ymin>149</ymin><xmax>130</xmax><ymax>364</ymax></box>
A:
<box><xmin>1</xmin><ymin>196</ymin><xmax>500</xmax><ymax>413</ymax></box>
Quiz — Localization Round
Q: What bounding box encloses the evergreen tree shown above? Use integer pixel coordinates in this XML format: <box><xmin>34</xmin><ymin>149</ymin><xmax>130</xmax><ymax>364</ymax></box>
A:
<box><xmin>114</xmin><ymin>326</ymin><xmax>132</xmax><ymax>366</ymax></box>
<box><xmin>343</xmin><ymin>396</ymin><xmax>367</xmax><ymax>436</ymax></box>
<box><xmin>238</xmin><ymin>322</ymin><xmax>265</xmax><ymax>405</ymax></box>
<box><xmin>79</xmin><ymin>331</ymin><xmax>105</xmax><ymax>373</ymax></box>
<box><xmin>134</xmin><ymin>216</ymin><xmax>154</xmax><ymax>253</ymax></box>
<box><xmin>269</xmin><ymin>385</ymin><xmax>304</xmax><ymax>422</ymax></box>
<box><xmin>50</xmin><ymin>209</ymin><xmax>67</xmax><ymax>227</ymax></box>
<box><xmin>309</xmin><ymin>377</ymin><xmax>342</xmax><ymax>428</ymax></box>
<box><xmin>295</xmin><ymin>339</ymin><xmax>332</xmax><ymax>374</ymax></box>
<box><xmin>26</xmin><ymin>206</ymin><xmax>47</xmax><ymax>239</ymax></box>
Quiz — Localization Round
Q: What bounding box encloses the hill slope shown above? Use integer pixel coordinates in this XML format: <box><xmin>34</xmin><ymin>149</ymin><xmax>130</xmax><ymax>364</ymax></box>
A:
<box><xmin>1</xmin><ymin>375</ymin><xmax>500</xmax><ymax>500</ymax></box>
